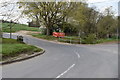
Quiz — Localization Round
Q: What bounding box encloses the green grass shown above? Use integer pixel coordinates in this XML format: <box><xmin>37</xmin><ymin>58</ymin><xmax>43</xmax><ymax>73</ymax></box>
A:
<box><xmin>2</xmin><ymin>44</ymin><xmax>42</xmax><ymax>58</ymax></box>
<box><xmin>31</xmin><ymin>33</ymin><xmax>119</xmax><ymax>44</ymax></box>
<box><xmin>2</xmin><ymin>38</ymin><xmax>21</xmax><ymax>44</ymax></box>
<box><xmin>1</xmin><ymin>38</ymin><xmax>42</xmax><ymax>60</ymax></box>
<box><xmin>2</xmin><ymin>23</ymin><xmax>39</xmax><ymax>33</ymax></box>
<box><xmin>31</xmin><ymin>33</ymin><xmax>81</xmax><ymax>44</ymax></box>
<box><xmin>0</xmin><ymin>44</ymin><xmax>1</xmax><ymax>53</ymax></box>
<box><xmin>96</xmin><ymin>38</ymin><xmax>118</xmax><ymax>43</ymax></box>
<box><xmin>32</xmin><ymin>33</ymin><xmax>58</xmax><ymax>41</ymax></box>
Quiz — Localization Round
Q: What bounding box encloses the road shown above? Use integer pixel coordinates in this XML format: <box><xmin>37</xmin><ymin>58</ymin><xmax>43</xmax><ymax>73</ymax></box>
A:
<box><xmin>2</xmin><ymin>33</ymin><xmax>118</xmax><ymax>78</ymax></box>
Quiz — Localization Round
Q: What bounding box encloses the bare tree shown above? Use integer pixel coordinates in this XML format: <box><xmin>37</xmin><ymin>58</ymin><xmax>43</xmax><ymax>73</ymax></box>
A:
<box><xmin>0</xmin><ymin>2</ymin><xmax>24</xmax><ymax>38</ymax></box>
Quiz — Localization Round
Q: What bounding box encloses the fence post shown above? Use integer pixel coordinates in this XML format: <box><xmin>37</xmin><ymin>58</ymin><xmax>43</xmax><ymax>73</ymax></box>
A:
<box><xmin>70</xmin><ymin>37</ymin><xmax>72</xmax><ymax>44</ymax></box>
<box><xmin>79</xmin><ymin>38</ymin><xmax>81</xmax><ymax>44</ymax></box>
<box><xmin>58</xmin><ymin>37</ymin><xmax>60</xmax><ymax>42</ymax></box>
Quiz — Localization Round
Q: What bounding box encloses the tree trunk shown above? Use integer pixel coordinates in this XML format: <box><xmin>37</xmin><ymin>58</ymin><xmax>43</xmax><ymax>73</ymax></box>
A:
<box><xmin>46</xmin><ymin>27</ymin><xmax>50</xmax><ymax>36</ymax></box>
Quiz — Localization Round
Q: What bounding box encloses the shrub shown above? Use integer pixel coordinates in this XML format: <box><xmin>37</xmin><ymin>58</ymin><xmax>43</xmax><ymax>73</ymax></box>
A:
<box><xmin>39</xmin><ymin>28</ymin><xmax>47</xmax><ymax>35</ymax></box>
<box><xmin>81</xmin><ymin>34</ymin><xmax>97</xmax><ymax>44</ymax></box>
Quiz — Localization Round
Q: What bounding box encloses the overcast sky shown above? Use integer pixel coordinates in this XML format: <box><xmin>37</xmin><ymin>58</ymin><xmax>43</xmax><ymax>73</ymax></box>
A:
<box><xmin>0</xmin><ymin>0</ymin><xmax>119</xmax><ymax>24</ymax></box>
<box><xmin>88</xmin><ymin>0</ymin><xmax>119</xmax><ymax>16</ymax></box>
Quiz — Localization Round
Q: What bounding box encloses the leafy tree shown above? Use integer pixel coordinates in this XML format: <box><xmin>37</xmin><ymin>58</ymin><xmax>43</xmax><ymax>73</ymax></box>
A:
<box><xmin>18</xmin><ymin>2</ymin><xmax>77</xmax><ymax>35</ymax></box>
<box><xmin>69</xmin><ymin>3</ymin><xmax>99</xmax><ymax>37</ymax></box>
<box><xmin>96</xmin><ymin>7</ymin><xmax>117</xmax><ymax>38</ymax></box>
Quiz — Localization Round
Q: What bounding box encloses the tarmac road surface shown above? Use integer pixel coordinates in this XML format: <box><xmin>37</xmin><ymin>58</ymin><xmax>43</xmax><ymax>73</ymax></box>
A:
<box><xmin>2</xmin><ymin>33</ymin><xmax>118</xmax><ymax>78</ymax></box>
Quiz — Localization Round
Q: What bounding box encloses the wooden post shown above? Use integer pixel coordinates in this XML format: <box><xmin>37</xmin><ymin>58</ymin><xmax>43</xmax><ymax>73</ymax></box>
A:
<box><xmin>10</xmin><ymin>20</ymin><xmax>12</xmax><ymax>39</ymax></box>
<box><xmin>70</xmin><ymin>37</ymin><xmax>72</xmax><ymax>44</ymax></box>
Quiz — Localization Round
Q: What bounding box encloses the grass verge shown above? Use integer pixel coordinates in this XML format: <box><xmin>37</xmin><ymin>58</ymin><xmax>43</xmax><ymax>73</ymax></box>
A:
<box><xmin>31</xmin><ymin>33</ymin><xmax>118</xmax><ymax>44</ymax></box>
<box><xmin>96</xmin><ymin>38</ymin><xmax>118</xmax><ymax>44</ymax></box>
<box><xmin>31</xmin><ymin>33</ymin><xmax>58</xmax><ymax>41</ymax></box>
<box><xmin>1</xmin><ymin>38</ymin><xmax>42</xmax><ymax>60</ymax></box>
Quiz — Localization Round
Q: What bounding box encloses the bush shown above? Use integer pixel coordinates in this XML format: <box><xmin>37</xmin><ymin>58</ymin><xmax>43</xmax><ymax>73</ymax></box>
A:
<box><xmin>39</xmin><ymin>28</ymin><xmax>47</xmax><ymax>35</ymax></box>
<box><xmin>81</xmin><ymin>34</ymin><xmax>97</xmax><ymax>44</ymax></box>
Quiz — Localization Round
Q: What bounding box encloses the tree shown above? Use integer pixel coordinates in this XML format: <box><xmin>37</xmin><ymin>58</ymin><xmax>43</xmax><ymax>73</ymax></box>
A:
<box><xmin>69</xmin><ymin>3</ymin><xmax>99</xmax><ymax>37</ymax></box>
<box><xmin>18</xmin><ymin>2</ymin><xmax>77</xmax><ymax>35</ymax></box>
<box><xmin>96</xmin><ymin>7</ymin><xmax>117</xmax><ymax>38</ymax></box>
<box><xmin>0</xmin><ymin>2</ymin><xmax>23</xmax><ymax>38</ymax></box>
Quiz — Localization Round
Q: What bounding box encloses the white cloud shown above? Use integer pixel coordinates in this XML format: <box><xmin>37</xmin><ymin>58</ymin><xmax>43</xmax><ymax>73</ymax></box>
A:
<box><xmin>87</xmin><ymin>0</ymin><xmax>108</xmax><ymax>3</ymax></box>
<box><xmin>87</xmin><ymin>0</ymin><xmax>119</xmax><ymax>3</ymax></box>
<box><xmin>0</xmin><ymin>0</ymin><xmax>17</xmax><ymax>3</ymax></box>
<box><xmin>0</xmin><ymin>0</ymin><xmax>119</xmax><ymax>25</ymax></box>
<box><xmin>87</xmin><ymin>0</ymin><xmax>119</xmax><ymax>16</ymax></box>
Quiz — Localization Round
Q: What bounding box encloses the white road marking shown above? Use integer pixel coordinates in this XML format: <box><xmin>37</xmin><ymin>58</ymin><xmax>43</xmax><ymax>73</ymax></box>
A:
<box><xmin>55</xmin><ymin>51</ymin><xmax>80</xmax><ymax>78</ymax></box>
<box><xmin>75</xmin><ymin>51</ymin><xmax>80</xmax><ymax>58</ymax></box>
<box><xmin>56</xmin><ymin>64</ymin><xmax>75</xmax><ymax>78</ymax></box>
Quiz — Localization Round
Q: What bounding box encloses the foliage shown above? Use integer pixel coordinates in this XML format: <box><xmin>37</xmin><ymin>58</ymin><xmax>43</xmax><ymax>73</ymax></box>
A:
<box><xmin>62</xmin><ymin>22</ymin><xmax>77</xmax><ymax>36</ymax></box>
<box><xmin>32</xmin><ymin>33</ymin><xmax>58</xmax><ymax>41</ymax></box>
<box><xmin>70</xmin><ymin>4</ymin><xmax>99</xmax><ymax>36</ymax></box>
<box><xmin>96</xmin><ymin>38</ymin><xmax>118</xmax><ymax>43</ymax></box>
<box><xmin>81</xmin><ymin>34</ymin><xmax>97</xmax><ymax>44</ymax></box>
<box><xmin>18</xmin><ymin>2</ymin><xmax>83</xmax><ymax>35</ymax></box>
<box><xmin>68</xmin><ymin>4</ymin><xmax>117</xmax><ymax>39</ymax></box>
<box><xmin>96</xmin><ymin>15</ymin><xmax>117</xmax><ymax>38</ymax></box>
<box><xmin>18</xmin><ymin>2</ymin><xmax>118</xmax><ymax>41</ymax></box>
<box><xmin>39</xmin><ymin>27</ymin><xmax>47</xmax><ymax>35</ymax></box>
<box><xmin>31</xmin><ymin>33</ymin><xmax>118</xmax><ymax>44</ymax></box>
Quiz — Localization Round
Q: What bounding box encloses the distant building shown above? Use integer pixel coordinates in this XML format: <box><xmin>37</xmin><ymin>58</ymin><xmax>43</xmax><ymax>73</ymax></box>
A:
<box><xmin>27</xmin><ymin>20</ymin><xmax>40</xmax><ymax>27</ymax></box>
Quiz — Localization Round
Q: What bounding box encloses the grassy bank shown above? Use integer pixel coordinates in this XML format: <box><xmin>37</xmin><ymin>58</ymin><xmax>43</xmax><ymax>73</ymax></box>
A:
<box><xmin>96</xmin><ymin>38</ymin><xmax>118</xmax><ymax>44</ymax></box>
<box><xmin>2</xmin><ymin>23</ymin><xmax>39</xmax><ymax>33</ymax></box>
<box><xmin>31</xmin><ymin>33</ymin><xmax>82</xmax><ymax>44</ymax></box>
<box><xmin>1</xmin><ymin>38</ymin><xmax>42</xmax><ymax>60</ymax></box>
<box><xmin>32</xmin><ymin>33</ymin><xmax>58</xmax><ymax>41</ymax></box>
<box><xmin>31</xmin><ymin>33</ymin><xmax>118</xmax><ymax>44</ymax></box>
<box><xmin>31</xmin><ymin>33</ymin><xmax>80</xmax><ymax>41</ymax></box>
